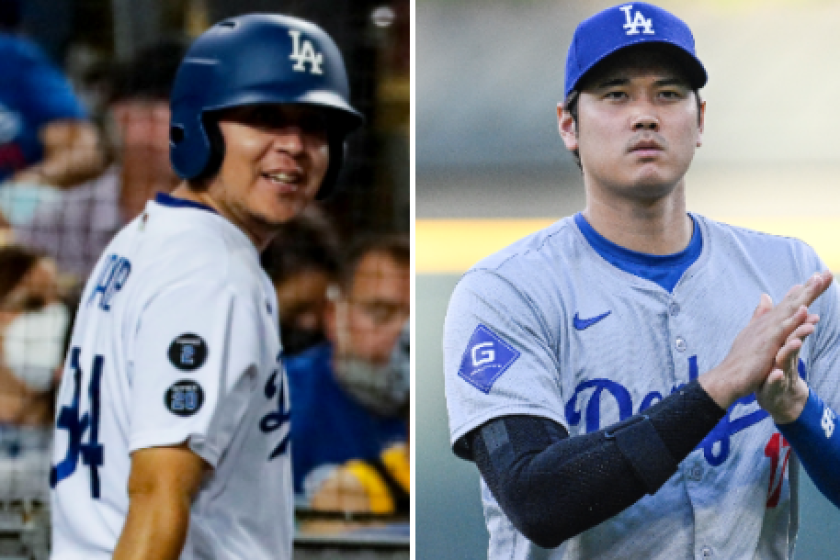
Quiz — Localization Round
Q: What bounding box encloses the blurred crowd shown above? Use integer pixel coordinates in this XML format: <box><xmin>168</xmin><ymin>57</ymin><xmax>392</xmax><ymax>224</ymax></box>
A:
<box><xmin>0</xmin><ymin>0</ymin><xmax>409</xmax><ymax>526</ymax></box>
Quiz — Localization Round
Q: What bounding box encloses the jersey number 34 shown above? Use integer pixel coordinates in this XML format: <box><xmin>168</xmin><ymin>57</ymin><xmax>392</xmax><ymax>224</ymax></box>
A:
<box><xmin>50</xmin><ymin>347</ymin><xmax>105</xmax><ymax>499</ymax></box>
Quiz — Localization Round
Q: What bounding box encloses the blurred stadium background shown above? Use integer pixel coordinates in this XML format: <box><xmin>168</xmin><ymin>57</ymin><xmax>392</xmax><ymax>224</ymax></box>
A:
<box><xmin>0</xmin><ymin>0</ymin><xmax>408</xmax><ymax>559</ymax></box>
<box><xmin>417</xmin><ymin>0</ymin><xmax>840</xmax><ymax>558</ymax></box>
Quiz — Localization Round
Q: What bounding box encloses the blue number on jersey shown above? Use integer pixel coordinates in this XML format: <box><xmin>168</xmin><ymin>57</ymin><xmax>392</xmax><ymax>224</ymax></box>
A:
<box><xmin>50</xmin><ymin>347</ymin><xmax>105</xmax><ymax>498</ymax></box>
<box><xmin>259</xmin><ymin>366</ymin><xmax>291</xmax><ymax>461</ymax></box>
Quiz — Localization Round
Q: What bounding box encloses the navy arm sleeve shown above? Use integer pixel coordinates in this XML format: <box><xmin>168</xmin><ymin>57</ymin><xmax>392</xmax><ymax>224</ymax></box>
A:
<box><xmin>465</xmin><ymin>380</ymin><xmax>725</xmax><ymax>549</ymax></box>
<box><xmin>777</xmin><ymin>389</ymin><xmax>840</xmax><ymax>508</ymax></box>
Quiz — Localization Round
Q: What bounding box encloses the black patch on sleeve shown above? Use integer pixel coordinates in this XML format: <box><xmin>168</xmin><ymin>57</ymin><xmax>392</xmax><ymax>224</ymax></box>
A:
<box><xmin>165</xmin><ymin>381</ymin><xmax>205</xmax><ymax>416</ymax></box>
<box><xmin>168</xmin><ymin>333</ymin><xmax>208</xmax><ymax>371</ymax></box>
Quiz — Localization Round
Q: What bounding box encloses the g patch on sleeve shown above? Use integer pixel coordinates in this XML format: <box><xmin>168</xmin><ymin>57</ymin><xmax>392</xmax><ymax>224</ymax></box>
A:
<box><xmin>458</xmin><ymin>325</ymin><xmax>520</xmax><ymax>394</ymax></box>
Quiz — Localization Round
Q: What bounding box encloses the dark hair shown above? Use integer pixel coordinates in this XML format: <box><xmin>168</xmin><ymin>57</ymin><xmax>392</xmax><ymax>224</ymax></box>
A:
<box><xmin>260</xmin><ymin>207</ymin><xmax>341</xmax><ymax>283</ymax></box>
<box><xmin>110</xmin><ymin>39</ymin><xmax>187</xmax><ymax>104</ymax></box>
<box><xmin>339</xmin><ymin>234</ymin><xmax>410</xmax><ymax>293</ymax></box>
<box><xmin>0</xmin><ymin>246</ymin><xmax>42</xmax><ymax>303</ymax></box>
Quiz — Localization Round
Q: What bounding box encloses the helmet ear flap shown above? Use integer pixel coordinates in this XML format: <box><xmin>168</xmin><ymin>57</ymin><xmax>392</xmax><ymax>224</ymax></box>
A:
<box><xmin>316</xmin><ymin>135</ymin><xmax>346</xmax><ymax>200</ymax></box>
<box><xmin>194</xmin><ymin>114</ymin><xmax>226</xmax><ymax>183</ymax></box>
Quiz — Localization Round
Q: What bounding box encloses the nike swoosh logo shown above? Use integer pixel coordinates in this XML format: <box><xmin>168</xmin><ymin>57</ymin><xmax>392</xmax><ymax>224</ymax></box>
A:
<box><xmin>573</xmin><ymin>311</ymin><xmax>611</xmax><ymax>331</ymax></box>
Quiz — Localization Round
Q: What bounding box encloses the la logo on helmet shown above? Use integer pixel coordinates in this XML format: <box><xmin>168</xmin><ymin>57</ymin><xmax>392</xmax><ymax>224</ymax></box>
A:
<box><xmin>620</xmin><ymin>4</ymin><xmax>655</xmax><ymax>35</ymax></box>
<box><xmin>289</xmin><ymin>30</ymin><xmax>324</xmax><ymax>75</ymax></box>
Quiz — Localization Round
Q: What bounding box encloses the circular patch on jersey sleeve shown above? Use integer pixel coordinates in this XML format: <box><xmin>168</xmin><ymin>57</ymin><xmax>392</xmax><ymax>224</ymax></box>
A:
<box><xmin>164</xmin><ymin>381</ymin><xmax>205</xmax><ymax>416</ymax></box>
<box><xmin>167</xmin><ymin>333</ymin><xmax>208</xmax><ymax>371</ymax></box>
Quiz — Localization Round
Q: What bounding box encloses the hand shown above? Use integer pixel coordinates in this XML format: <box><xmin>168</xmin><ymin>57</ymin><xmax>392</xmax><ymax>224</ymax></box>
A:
<box><xmin>755</xmin><ymin>304</ymin><xmax>819</xmax><ymax>423</ymax></box>
<box><xmin>700</xmin><ymin>271</ymin><xmax>833</xmax><ymax>409</ymax></box>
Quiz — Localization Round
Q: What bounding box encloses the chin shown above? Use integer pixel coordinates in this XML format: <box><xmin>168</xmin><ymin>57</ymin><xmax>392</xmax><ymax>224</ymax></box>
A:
<box><xmin>253</xmin><ymin>202</ymin><xmax>306</xmax><ymax>228</ymax></box>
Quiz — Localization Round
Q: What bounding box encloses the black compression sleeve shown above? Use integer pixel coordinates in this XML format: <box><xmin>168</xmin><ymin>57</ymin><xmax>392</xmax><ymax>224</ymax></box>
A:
<box><xmin>466</xmin><ymin>380</ymin><xmax>724</xmax><ymax>549</ymax></box>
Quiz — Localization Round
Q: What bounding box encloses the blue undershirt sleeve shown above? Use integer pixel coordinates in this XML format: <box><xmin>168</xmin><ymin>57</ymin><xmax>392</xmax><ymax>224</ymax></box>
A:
<box><xmin>776</xmin><ymin>389</ymin><xmax>840</xmax><ymax>509</ymax></box>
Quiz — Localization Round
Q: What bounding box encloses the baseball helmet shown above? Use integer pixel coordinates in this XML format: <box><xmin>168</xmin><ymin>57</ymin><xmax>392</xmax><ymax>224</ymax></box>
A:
<box><xmin>169</xmin><ymin>14</ymin><xmax>364</xmax><ymax>199</ymax></box>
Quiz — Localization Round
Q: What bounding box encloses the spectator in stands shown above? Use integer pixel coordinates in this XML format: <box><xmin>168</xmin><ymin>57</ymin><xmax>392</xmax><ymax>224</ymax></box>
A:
<box><xmin>261</xmin><ymin>207</ymin><xmax>341</xmax><ymax>356</ymax></box>
<box><xmin>15</xmin><ymin>40</ymin><xmax>184</xmax><ymax>283</ymax></box>
<box><xmin>286</xmin><ymin>235</ymin><xmax>410</xmax><ymax>499</ymax></box>
<box><xmin>0</xmin><ymin>245</ymin><xmax>69</xmax><ymax>501</ymax></box>
<box><xmin>0</xmin><ymin>0</ymin><xmax>102</xmax><ymax>189</ymax></box>
<box><xmin>310</xmin><ymin>323</ymin><xmax>410</xmax><ymax>515</ymax></box>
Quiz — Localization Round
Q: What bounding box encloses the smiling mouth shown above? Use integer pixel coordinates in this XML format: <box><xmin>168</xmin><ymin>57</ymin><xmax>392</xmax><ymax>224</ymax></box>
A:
<box><xmin>262</xmin><ymin>172</ymin><xmax>306</xmax><ymax>192</ymax></box>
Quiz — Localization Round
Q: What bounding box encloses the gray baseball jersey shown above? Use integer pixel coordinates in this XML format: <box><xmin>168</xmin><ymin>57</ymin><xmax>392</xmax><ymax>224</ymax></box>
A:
<box><xmin>444</xmin><ymin>213</ymin><xmax>840</xmax><ymax>560</ymax></box>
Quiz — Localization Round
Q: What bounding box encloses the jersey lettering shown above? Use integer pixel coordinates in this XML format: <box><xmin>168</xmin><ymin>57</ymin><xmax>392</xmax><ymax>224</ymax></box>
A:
<box><xmin>289</xmin><ymin>30</ymin><xmax>324</xmax><ymax>75</ymax></box>
<box><xmin>564</xmin><ymin>355</ymin><xmax>808</xmax><ymax>467</ymax></box>
<box><xmin>764</xmin><ymin>433</ymin><xmax>791</xmax><ymax>508</ymax></box>
<box><xmin>260</xmin><ymin>354</ymin><xmax>291</xmax><ymax>460</ymax></box>
<box><xmin>50</xmin><ymin>347</ymin><xmax>105</xmax><ymax>498</ymax></box>
<box><xmin>88</xmin><ymin>254</ymin><xmax>132</xmax><ymax>311</ymax></box>
<box><xmin>471</xmin><ymin>342</ymin><xmax>495</xmax><ymax>367</ymax></box>
<box><xmin>822</xmin><ymin>406</ymin><xmax>836</xmax><ymax>439</ymax></box>
<box><xmin>619</xmin><ymin>4</ymin><xmax>655</xmax><ymax>35</ymax></box>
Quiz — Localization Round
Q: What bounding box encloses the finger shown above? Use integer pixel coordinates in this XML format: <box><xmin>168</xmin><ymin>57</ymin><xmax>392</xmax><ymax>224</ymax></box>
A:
<box><xmin>753</xmin><ymin>293</ymin><xmax>774</xmax><ymax>319</ymax></box>
<box><xmin>776</xmin><ymin>336</ymin><xmax>802</xmax><ymax>366</ymax></box>
<box><xmin>778</xmin><ymin>305</ymin><xmax>809</xmax><ymax>342</ymax></box>
<box><xmin>766</xmin><ymin>368</ymin><xmax>785</xmax><ymax>386</ymax></box>
<box><xmin>760</xmin><ymin>368</ymin><xmax>785</xmax><ymax>393</ymax></box>
<box><xmin>793</xmin><ymin>272</ymin><xmax>832</xmax><ymax>309</ymax></box>
<box><xmin>774</xmin><ymin>273</ymin><xmax>830</xmax><ymax>319</ymax></box>
<box><xmin>787</xmin><ymin>322</ymin><xmax>815</xmax><ymax>343</ymax></box>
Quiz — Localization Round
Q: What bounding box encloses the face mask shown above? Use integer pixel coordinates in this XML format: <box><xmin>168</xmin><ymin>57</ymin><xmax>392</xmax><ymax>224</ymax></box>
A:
<box><xmin>333</xmin><ymin>321</ymin><xmax>409</xmax><ymax>417</ymax></box>
<box><xmin>2</xmin><ymin>302</ymin><xmax>69</xmax><ymax>392</ymax></box>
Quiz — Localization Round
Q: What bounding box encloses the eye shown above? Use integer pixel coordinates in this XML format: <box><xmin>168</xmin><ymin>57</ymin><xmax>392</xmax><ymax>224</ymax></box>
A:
<box><xmin>659</xmin><ymin>89</ymin><xmax>687</xmax><ymax>100</ymax></box>
<box><xmin>603</xmin><ymin>90</ymin><xmax>628</xmax><ymax>100</ymax></box>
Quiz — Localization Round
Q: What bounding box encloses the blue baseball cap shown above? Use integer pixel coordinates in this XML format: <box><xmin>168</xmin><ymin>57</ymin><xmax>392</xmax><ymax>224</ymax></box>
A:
<box><xmin>564</xmin><ymin>2</ymin><xmax>707</xmax><ymax>100</ymax></box>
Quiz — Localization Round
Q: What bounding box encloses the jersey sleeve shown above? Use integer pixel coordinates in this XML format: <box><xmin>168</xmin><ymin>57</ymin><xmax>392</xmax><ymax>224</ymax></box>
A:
<box><xmin>443</xmin><ymin>269</ymin><xmax>567</xmax><ymax>456</ymax></box>
<box><xmin>128</xmin><ymin>281</ymin><xmax>265</xmax><ymax>468</ymax></box>
<box><xmin>805</xmin><ymin>251</ymin><xmax>840</xmax><ymax>413</ymax></box>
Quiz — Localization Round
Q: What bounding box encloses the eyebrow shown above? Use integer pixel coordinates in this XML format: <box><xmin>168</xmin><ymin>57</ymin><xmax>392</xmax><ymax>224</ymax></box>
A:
<box><xmin>593</xmin><ymin>76</ymin><xmax>690</xmax><ymax>89</ymax></box>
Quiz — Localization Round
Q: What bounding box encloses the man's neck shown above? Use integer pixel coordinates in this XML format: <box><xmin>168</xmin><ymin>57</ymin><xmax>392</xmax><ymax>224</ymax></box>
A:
<box><xmin>167</xmin><ymin>183</ymin><xmax>273</xmax><ymax>251</ymax></box>
<box><xmin>582</xmin><ymin>184</ymin><xmax>692</xmax><ymax>255</ymax></box>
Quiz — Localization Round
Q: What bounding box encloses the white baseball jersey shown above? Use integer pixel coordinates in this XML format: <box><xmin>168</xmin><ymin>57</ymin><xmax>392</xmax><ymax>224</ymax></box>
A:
<box><xmin>444</xmin><ymin>213</ymin><xmax>840</xmax><ymax>560</ymax></box>
<box><xmin>50</xmin><ymin>195</ymin><xmax>293</xmax><ymax>560</ymax></box>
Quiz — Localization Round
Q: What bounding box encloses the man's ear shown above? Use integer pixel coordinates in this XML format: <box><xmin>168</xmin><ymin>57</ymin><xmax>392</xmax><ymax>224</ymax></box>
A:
<box><xmin>696</xmin><ymin>99</ymin><xmax>706</xmax><ymax>147</ymax></box>
<box><xmin>557</xmin><ymin>104</ymin><xmax>579</xmax><ymax>151</ymax></box>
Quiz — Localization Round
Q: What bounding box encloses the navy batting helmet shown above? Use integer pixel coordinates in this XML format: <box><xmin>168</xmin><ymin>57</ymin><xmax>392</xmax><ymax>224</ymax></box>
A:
<box><xmin>169</xmin><ymin>14</ymin><xmax>364</xmax><ymax>199</ymax></box>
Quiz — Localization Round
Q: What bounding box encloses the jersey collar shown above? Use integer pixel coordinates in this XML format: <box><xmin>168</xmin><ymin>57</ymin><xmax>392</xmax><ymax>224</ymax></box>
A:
<box><xmin>155</xmin><ymin>192</ymin><xmax>218</xmax><ymax>215</ymax></box>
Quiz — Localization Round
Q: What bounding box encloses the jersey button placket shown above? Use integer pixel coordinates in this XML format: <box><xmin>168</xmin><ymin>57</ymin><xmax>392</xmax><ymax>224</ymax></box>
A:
<box><xmin>669</xmin><ymin>301</ymin><xmax>680</xmax><ymax>316</ymax></box>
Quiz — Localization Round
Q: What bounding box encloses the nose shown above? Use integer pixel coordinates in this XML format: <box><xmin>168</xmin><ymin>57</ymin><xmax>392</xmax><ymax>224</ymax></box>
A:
<box><xmin>273</xmin><ymin>126</ymin><xmax>305</xmax><ymax>155</ymax></box>
<box><xmin>632</xmin><ymin>110</ymin><xmax>659</xmax><ymax>132</ymax></box>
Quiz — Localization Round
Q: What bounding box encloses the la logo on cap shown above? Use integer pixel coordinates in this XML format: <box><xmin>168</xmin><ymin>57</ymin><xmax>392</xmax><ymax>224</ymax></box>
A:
<box><xmin>620</xmin><ymin>4</ymin><xmax>655</xmax><ymax>35</ymax></box>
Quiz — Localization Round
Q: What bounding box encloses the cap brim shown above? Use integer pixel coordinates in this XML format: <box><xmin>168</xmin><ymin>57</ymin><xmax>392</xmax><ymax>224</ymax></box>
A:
<box><xmin>570</xmin><ymin>40</ymin><xmax>707</xmax><ymax>97</ymax></box>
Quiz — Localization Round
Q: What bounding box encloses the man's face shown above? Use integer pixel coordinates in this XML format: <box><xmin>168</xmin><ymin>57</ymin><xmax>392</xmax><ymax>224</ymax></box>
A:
<box><xmin>211</xmin><ymin>105</ymin><xmax>330</xmax><ymax>237</ymax></box>
<box><xmin>0</xmin><ymin>257</ymin><xmax>58</xmax><ymax>327</ymax></box>
<box><xmin>112</xmin><ymin>99</ymin><xmax>179</xmax><ymax>218</ymax></box>
<box><xmin>274</xmin><ymin>268</ymin><xmax>332</xmax><ymax>355</ymax></box>
<box><xmin>112</xmin><ymin>100</ymin><xmax>174</xmax><ymax>180</ymax></box>
<box><xmin>559</xmin><ymin>47</ymin><xmax>705</xmax><ymax>202</ymax></box>
<box><xmin>329</xmin><ymin>251</ymin><xmax>410</xmax><ymax>366</ymax></box>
